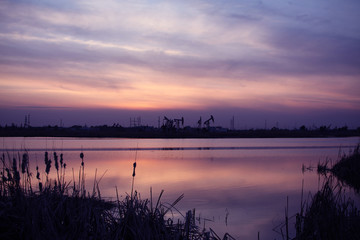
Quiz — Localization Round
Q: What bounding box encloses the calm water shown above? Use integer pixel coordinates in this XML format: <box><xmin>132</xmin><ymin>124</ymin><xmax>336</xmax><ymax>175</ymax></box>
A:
<box><xmin>1</xmin><ymin>137</ymin><xmax>359</xmax><ymax>239</ymax></box>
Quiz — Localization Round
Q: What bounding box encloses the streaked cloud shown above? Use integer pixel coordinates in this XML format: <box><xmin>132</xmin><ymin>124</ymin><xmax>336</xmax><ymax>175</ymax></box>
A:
<box><xmin>0</xmin><ymin>0</ymin><xmax>359</xmax><ymax>127</ymax></box>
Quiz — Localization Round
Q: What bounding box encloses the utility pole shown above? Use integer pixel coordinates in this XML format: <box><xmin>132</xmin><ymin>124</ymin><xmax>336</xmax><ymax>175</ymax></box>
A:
<box><xmin>230</xmin><ymin>116</ymin><xmax>235</xmax><ymax>130</ymax></box>
<box><xmin>24</xmin><ymin>114</ymin><xmax>30</xmax><ymax>128</ymax></box>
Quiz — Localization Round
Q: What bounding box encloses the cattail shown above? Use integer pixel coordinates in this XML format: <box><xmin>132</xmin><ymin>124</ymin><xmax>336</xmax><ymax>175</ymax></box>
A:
<box><xmin>5</xmin><ymin>168</ymin><xmax>11</xmax><ymax>181</ymax></box>
<box><xmin>60</xmin><ymin>153</ymin><xmax>63</xmax><ymax>167</ymax></box>
<box><xmin>36</xmin><ymin>166</ymin><xmax>40</xmax><ymax>180</ymax></box>
<box><xmin>80</xmin><ymin>152</ymin><xmax>84</xmax><ymax>166</ymax></box>
<box><xmin>45</xmin><ymin>156</ymin><xmax>51</xmax><ymax>175</ymax></box>
<box><xmin>44</xmin><ymin>152</ymin><xmax>49</xmax><ymax>165</ymax></box>
<box><xmin>12</xmin><ymin>158</ymin><xmax>17</xmax><ymax>172</ymax></box>
<box><xmin>54</xmin><ymin>152</ymin><xmax>59</xmax><ymax>171</ymax></box>
<box><xmin>132</xmin><ymin>162</ymin><xmax>136</xmax><ymax>177</ymax></box>
<box><xmin>12</xmin><ymin>158</ymin><xmax>20</xmax><ymax>187</ymax></box>
<box><xmin>131</xmin><ymin>161</ymin><xmax>137</xmax><ymax>200</ymax></box>
<box><xmin>21</xmin><ymin>153</ymin><xmax>29</xmax><ymax>174</ymax></box>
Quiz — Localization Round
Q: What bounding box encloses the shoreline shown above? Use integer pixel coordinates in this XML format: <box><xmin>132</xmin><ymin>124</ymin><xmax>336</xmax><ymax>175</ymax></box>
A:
<box><xmin>1</xmin><ymin>126</ymin><xmax>359</xmax><ymax>138</ymax></box>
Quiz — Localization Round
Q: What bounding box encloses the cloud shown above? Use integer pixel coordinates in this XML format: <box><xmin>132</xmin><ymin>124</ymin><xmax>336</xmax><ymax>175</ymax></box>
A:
<box><xmin>0</xmin><ymin>0</ymin><xmax>359</xmax><ymax>127</ymax></box>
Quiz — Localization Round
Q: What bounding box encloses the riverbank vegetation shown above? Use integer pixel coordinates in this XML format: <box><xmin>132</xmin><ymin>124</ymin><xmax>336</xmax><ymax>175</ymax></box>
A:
<box><xmin>1</xmin><ymin>124</ymin><xmax>359</xmax><ymax>138</ymax></box>
<box><xmin>0</xmin><ymin>152</ymin><xmax>235</xmax><ymax>240</ymax></box>
<box><xmin>317</xmin><ymin>144</ymin><xmax>360</xmax><ymax>191</ymax></box>
<box><xmin>293</xmin><ymin>178</ymin><xmax>360</xmax><ymax>240</ymax></box>
<box><xmin>1</xmin><ymin>145</ymin><xmax>359</xmax><ymax>239</ymax></box>
<box><xmin>292</xmin><ymin>145</ymin><xmax>360</xmax><ymax>240</ymax></box>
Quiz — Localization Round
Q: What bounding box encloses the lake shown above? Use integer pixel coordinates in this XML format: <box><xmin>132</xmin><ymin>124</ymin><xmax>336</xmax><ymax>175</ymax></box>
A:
<box><xmin>1</xmin><ymin>137</ymin><xmax>359</xmax><ymax>239</ymax></box>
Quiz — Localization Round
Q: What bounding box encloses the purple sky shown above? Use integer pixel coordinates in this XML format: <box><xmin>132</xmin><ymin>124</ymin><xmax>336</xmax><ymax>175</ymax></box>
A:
<box><xmin>1</xmin><ymin>0</ymin><xmax>360</xmax><ymax>129</ymax></box>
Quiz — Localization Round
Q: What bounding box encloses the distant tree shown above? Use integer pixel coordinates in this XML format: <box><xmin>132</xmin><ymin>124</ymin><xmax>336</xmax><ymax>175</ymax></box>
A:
<box><xmin>338</xmin><ymin>126</ymin><xmax>348</xmax><ymax>131</ymax></box>
<box><xmin>300</xmin><ymin>125</ymin><xmax>307</xmax><ymax>131</ymax></box>
<box><xmin>319</xmin><ymin>125</ymin><xmax>331</xmax><ymax>132</ymax></box>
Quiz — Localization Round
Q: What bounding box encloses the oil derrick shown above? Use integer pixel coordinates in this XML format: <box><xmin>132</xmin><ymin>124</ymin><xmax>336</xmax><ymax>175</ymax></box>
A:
<box><xmin>130</xmin><ymin>117</ymin><xmax>141</xmax><ymax>127</ymax></box>
<box><xmin>204</xmin><ymin>115</ymin><xmax>214</xmax><ymax>129</ymax></box>
<box><xmin>174</xmin><ymin>117</ymin><xmax>184</xmax><ymax>129</ymax></box>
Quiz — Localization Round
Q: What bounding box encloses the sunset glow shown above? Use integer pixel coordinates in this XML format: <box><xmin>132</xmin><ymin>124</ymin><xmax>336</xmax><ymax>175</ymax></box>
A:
<box><xmin>1</xmin><ymin>0</ymin><xmax>360</xmax><ymax>128</ymax></box>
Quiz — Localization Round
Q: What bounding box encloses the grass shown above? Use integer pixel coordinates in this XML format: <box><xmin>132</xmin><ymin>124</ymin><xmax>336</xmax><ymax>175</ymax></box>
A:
<box><xmin>292</xmin><ymin>145</ymin><xmax>360</xmax><ymax>240</ymax></box>
<box><xmin>0</xmin><ymin>151</ymin><xmax>235</xmax><ymax>240</ymax></box>
<box><xmin>293</xmin><ymin>177</ymin><xmax>360</xmax><ymax>240</ymax></box>
<box><xmin>317</xmin><ymin>144</ymin><xmax>360</xmax><ymax>192</ymax></box>
<box><xmin>331</xmin><ymin>144</ymin><xmax>360</xmax><ymax>192</ymax></box>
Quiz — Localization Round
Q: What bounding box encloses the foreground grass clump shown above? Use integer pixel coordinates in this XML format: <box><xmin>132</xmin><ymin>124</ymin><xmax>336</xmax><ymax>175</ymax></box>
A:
<box><xmin>317</xmin><ymin>144</ymin><xmax>360</xmax><ymax>192</ymax></box>
<box><xmin>0</xmin><ymin>189</ymin><xmax>114</xmax><ymax>239</ymax></box>
<box><xmin>295</xmin><ymin>145</ymin><xmax>360</xmax><ymax>240</ymax></box>
<box><xmin>0</xmin><ymin>152</ymin><xmax>234</xmax><ymax>240</ymax></box>
<box><xmin>331</xmin><ymin>144</ymin><xmax>360</xmax><ymax>192</ymax></box>
<box><xmin>293</xmin><ymin>178</ymin><xmax>360</xmax><ymax>240</ymax></box>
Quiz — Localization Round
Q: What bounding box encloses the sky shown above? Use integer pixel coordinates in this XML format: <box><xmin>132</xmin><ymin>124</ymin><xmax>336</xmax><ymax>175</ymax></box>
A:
<box><xmin>1</xmin><ymin>0</ymin><xmax>360</xmax><ymax>129</ymax></box>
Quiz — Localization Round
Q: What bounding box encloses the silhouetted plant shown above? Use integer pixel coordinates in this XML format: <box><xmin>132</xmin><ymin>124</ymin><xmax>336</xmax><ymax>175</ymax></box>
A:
<box><xmin>0</xmin><ymin>151</ymin><xmax>234</xmax><ymax>240</ymax></box>
<box><xmin>293</xmin><ymin>177</ymin><xmax>360</xmax><ymax>240</ymax></box>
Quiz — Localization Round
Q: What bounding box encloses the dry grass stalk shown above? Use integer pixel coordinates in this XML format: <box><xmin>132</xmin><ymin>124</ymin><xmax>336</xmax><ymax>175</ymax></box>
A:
<box><xmin>0</xmin><ymin>151</ymin><xmax>235</xmax><ymax>240</ymax></box>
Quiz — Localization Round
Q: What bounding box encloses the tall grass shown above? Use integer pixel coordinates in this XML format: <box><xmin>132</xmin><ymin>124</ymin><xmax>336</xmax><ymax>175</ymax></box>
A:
<box><xmin>0</xmin><ymin>151</ymin><xmax>235</xmax><ymax>240</ymax></box>
<box><xmin>331</xmin><ymin>144</ymin><xmax>360</xmax><ymax>192</ymax></box>
<box><xmin>293</xmin><ymin>177</ymin><xmax>360</xmax><ymax>240</ymax></box>
<box><xmin>316</xmin><ymin>144</ymin><xmax>360</xmax><ymax>192</ymax></box>
<box><xmin>291</xmin><ymin>145</ymin><xmax>360</xmax><ymax>240</ymax></box>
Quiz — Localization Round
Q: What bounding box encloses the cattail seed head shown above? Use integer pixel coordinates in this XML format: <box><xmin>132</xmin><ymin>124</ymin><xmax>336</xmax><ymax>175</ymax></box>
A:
<box><xmin>54</xmin><ymin>152</ymin><xmax>59</xmax><ymax>171</ymax></box>
<box><xmin>80</xmin><ymin>152</ymin><xmax>84</xmax><ymax>166</ymax></box>
<box><xmin>132</xmin><ymin>162</ymin><xmax>136</xmax><ymax>177</ymax></box>
<box><xmin>45</xmin><ymin>158</ymin><xmax>51</xmax><ymax>175</ymax></box>
<box><xmin>12</xmin><ymin>158</ymin><xmax>17</xmax><ymax>172</ymax></box>
<box><xmin>6</xmin><ymin>168</ymin><xmax>12</xmax><ymax>181</ymax></box>
<box><xmin>44</xmin><ymin>152</ymin><xmax>48</xmax><ymax>164</ymax></box>
<box><xmin>21</xmin><ymin>153</ymin><xmax>29</xmax><ymax>174</ymax></box>
<box><xmin>60</xmin><ymin>153</ymin><xmax>63</xmax><ymax>166</ymax></box>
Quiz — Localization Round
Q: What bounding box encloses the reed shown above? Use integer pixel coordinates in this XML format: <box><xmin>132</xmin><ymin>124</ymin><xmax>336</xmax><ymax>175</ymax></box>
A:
<box><xmin>316</xmin><ymin>144</ymin><xmax>360</xmax><ymax>191</ymax></box>
<box><xmin>291</xmin><ymin>145</ymin><xmax>360</xmax><ymax>240</ymax></box>
<box><xmin>331</xmin><ymin>144</ymin><xmax>360</xmax><ymax>192</ymax></box>
<box><xmin>0</xmin><ymin>151</ymin><xmax>235</xmax><ymax>240</ymax></box>
<box><xmin>293</xmin><ymin>177</ymin><xmax>360</xmax><ymax>240</ymax></box>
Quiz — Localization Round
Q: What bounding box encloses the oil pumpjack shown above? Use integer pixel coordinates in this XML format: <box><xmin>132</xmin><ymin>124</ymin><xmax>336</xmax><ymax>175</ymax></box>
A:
<box><xmin>163</xmin><ymin>116</ymin><xmax>174</xmax><ymax>129</ymax></box>
<box><xmin>174</xmin><ymin>117</ymin><xmax>184</xmax><ymax>129</ymax></box>
<box><xmin>204</xmin><ymin>115</ymin><xmax>214</xmax><ymax>129</ymax></box>
<box><xmin>163</xmin><ymin>116</ymin><xmax>184</xmax><ymax>130</ymax></box>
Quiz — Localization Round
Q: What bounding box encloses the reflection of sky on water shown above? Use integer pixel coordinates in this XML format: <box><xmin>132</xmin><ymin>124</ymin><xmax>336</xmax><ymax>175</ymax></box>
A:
<box><xmin>1</xmin><ymin>137</ymin><xmax>359</xmax><ymax>239</ymax></box>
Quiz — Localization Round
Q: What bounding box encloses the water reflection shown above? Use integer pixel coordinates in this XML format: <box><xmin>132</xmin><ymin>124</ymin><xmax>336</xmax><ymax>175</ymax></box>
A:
<box><xmin>1</xmin><ymin>137</ymin><xmax>359</xmax><ymax>239</ymax></box>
